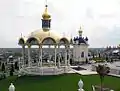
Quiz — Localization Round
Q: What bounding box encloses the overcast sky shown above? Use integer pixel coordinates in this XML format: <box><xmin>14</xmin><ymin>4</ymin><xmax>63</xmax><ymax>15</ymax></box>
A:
<box><xmin>0</xmin><ymin>0</ymin><xmax>120</xmax><ymax>48</ymax></box>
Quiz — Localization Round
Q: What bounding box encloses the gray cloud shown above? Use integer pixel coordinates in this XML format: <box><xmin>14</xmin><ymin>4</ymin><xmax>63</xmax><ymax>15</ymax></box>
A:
<box><xmin>0</xmin><ymin>0</ymin><xmax>120</xmax><ymax>48</ymax></box>
<box><xmin>86</xmin><ymin>8</ymin><xmax>94</xmax><ymax>19</ymax></box>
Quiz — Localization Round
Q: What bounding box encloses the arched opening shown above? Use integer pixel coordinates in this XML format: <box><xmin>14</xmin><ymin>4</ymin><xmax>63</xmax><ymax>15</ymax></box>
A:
<box><xmin>59</xmin><ymin>38</ymin><xmax>69</xmax><ymax>45</ymax></box>
<box><xmin>81</xmin><ymin>52</ymin><xmax>84</xmax><ymax>58</ymax></box>
<box><xmin>26</xmin><ymin>37</ymin><xmax>39</xmax><ymax>45</ymax></box>
<box><xmin>42</xmin><ymin>37</ymin><xmax>56</xmax><ymax>45</ymax></box>
<box><xmin>59</xmin><ymin>38</ymin><xmax>70</xmax><ymax>66</ymax></box>
<box><xmin>41</xmin><ymin>37</ymin><xmax>57</xmax><ymax>65</ymax></box>
<box><xmin>18</xmin><ymin>38</ymin><xmax>25</xmax><ymax>45</ymax></box>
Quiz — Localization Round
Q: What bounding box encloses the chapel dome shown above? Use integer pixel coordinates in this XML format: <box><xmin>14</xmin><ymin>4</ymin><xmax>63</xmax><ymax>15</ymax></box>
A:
<box><xmin>19</xmin><ymin>4</ymin><xmax>70</xmax><ymax>45</ymax></box>
<box><xmin>27</xmin><ymin>29</ymin><xmax>70</xmax><ymax>44</ymax></box>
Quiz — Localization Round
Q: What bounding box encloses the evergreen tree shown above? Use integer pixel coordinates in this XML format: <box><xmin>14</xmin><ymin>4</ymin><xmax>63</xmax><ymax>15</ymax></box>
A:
<box><xmin>10</xmin><ymin>64</ymin><xmax>14</xmax><ymax>76</ymax></box>
<box><xmin>106</xmin><ymin>56</ymin><xmax>108</xmax><ymax>61</ymax></box>
<box><xmin>56</xmin><ymin>56</ymin><xmax>59</xmax><ymax>63</ymax></box>
<box><xmin>26</xmin><ymin>60</ymin><xmax>28</xmax><ymax>64</ymax></box>
<box><xmin>15</xmin><ymin>61</ymin><xmax>19</xmax><ymax>70</ymax></box>
<box><xmin>99</xmin><ymin>53</ymin><xmax>101</xmax><ymax>58</ymax></box>
<box><xmin>5</xmin><ymin>62</ymin><xmax>7</xmax><ymax>65</ymax></box>
<box><xmin>0</xmin><ymin>61</ymin><xmax>1</xmax><ymax>66</ymax></box>
<box><xmin>86</xmin><ymin>58</ymin><xmax>88</xmax><ymax>64</ymax></box>
<box><xmin>92</xmin><ymin>53</ymin><xmax>95</xmax><ymax>58</ymax></box>
<box><xmin>70</xmin><ymin>58</ymin><xmax>72</xmax><ymax>65</ymax></box>
<box><xmin>1</xmin><ymin>63</ymin><xmax>5</xmax><ymax>72</ymax></box>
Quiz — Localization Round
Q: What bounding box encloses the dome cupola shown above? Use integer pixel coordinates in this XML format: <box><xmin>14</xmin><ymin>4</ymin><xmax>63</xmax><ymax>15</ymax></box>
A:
<box><xmin>42</xmin><ymin>5</ymin><xmax>51</xmax><ymax>20</ymax></box>
<box><xmin>78</xmin><ymin>26</ymin><xmax>83</xmax><ymax>37</ymax></box>
<box><xmin>41</xmin><ymin>4</ymin><xmax>51</xmax><ymax>31</ymax></box>
<box><xmin>85</xmin><ymin>37</ymin><xmax>88</xmax><ymax>41</ymax></box>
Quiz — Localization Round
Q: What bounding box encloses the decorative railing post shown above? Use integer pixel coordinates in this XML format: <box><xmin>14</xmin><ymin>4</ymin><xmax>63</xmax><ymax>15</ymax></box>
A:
<box><xmin>78</xmin><ymin>79</ymin><xmax>84</xmax><ymax>91</ymax></box>
<box><xmin>110</xmin><ymin>90</ymin><xmax>114</xmax><ymax>91</ymax></box>
<box><xmin>9</xmin><ymin>83</ymin><xmax>15</xmax><ymax>91</ymax></box>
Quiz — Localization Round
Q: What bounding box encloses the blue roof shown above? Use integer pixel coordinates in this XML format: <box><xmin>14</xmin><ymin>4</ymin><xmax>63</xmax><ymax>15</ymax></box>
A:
<box><xmin>73</xmin><ymin>36</ymin><xmax>87</xmax><ymax>44</ymax></box>
<box><xmin>78</xmin><ymin>37</ymin><xmax>86</xmax><ymax>44</ymax></box>
<box><xmin>85</xmin><ymin>37</ymin><xmax>88</xmax><ymax>41</ymax></box>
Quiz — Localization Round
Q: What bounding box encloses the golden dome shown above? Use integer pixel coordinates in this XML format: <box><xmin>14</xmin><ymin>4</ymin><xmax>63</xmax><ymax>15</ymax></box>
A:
<box><xmin>24</xmin><ymin>4</ymin><xmax>70</xmax><ymax>45</ymax></box>
<box><xmin>27</xmin><ymin>29</ymin><xmax>70</xmax><ymax>44</ymax></box>
<box><xmin>18</xmin><ymin>36</ymin><xmax>27</xmax><ymax>45</ymax></box>
<box><xmin>78</xmin><ymin>30</ymin><xmax>82</xmax><ymax>34</ymax></box>
<box><xmin>42</xmin><ymin>5</ymin><xmax>51</xmax><ymax>20</ymax></box>
<box><xmin>28</xmin><ymin>29</ymin><xmax>61</xmax><ymax>43</ymax></box>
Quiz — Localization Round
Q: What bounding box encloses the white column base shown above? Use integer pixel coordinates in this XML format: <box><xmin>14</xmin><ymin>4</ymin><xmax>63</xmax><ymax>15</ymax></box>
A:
<box><xmin>78</xmin><ymin>89</ymin><xmax>84</xmax><ymax>91</ymax></box>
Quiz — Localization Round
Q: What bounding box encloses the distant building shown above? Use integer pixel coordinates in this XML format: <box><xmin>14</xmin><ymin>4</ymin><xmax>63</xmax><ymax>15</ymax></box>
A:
<box><xmin>72</xmin><ymin>27</ymin><xmax>89</xmax><ymax>62</ymax></box>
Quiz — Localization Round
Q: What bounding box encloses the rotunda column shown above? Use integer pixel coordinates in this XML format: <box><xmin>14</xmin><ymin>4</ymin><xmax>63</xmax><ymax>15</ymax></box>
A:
<box><xmin>65</xmin><ymin>45</ymin><xmax>67</xmax><ymax>67</ymax></box>
<box><xmin>68</xmin><ymin>45</ymin><xmax>70</xmax><ymax>66</ymax></box>
<box><xmin>22</xmin><ymin>45</ymin><xmax>25</xmax><ymax>67</ymax></box>
<box><xmin>40</xmin><ymin>45</ymin><xmax>43</xmax><ymax>67</ymax></box>
<box><xmin>27</xmin><ymin>45</ymin><xmax>31</xmax><ymax>67</ymax></box>
<box><xmin>54</xmin><ymin>45</ymin><xmax>57</xmax><ymax>67</ymax></box>
<box><xmin>58</xmin><ymin>45</ymin><xmax>61</xmax><ymax>68</ymax></box>
<box><xmin>38</xmin><ymin>45</ymin><xmax>40</xmax><ymax>66</ymax></box>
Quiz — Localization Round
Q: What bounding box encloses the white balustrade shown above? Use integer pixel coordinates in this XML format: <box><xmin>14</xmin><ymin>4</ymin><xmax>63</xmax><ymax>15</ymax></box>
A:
<box><xmin>9</xmin><ymin>83</ymin><xmax>15</xmax><ymax>91</ymax></box>
<box><xmin>78</xmin><ymin>79</ymin><xmax>84</xmax><ymax>91</ymax></box>
<box><xmin>7</xmin><ymin>79</ymin><xmax>115</xmax><ymax>91</ymax></box>
<box><xmin>110</xmin><ymin>90</ymin><xmax>114</xmax><ymax>91</ymax></box>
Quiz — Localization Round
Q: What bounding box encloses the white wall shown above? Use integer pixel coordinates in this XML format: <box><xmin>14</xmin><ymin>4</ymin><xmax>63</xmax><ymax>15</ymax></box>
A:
<box><xmin>73</xmin><ymin>44</ymin><xmax>88</xmax><ymax>62</ymax></box>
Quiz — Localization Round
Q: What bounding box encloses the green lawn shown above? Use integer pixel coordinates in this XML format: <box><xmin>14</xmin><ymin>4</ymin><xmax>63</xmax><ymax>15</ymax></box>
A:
<box><xmin>0</xmin><ymin>74</ymin><xmax>120</xmax><ymax>91</ymax></box>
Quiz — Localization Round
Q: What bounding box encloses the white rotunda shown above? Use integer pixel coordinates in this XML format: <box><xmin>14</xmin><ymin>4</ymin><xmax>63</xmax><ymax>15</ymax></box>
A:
<box><xmin>18</xmin><ymin>3</ymin><xmax>89</xmax><ymax>75</ymax></box>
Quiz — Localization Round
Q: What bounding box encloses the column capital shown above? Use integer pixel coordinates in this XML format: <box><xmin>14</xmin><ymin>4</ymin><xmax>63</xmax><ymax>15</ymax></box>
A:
<box><xmin>38</xmin><ymin>45</ymin><xmax>40</xmax><ymax>48</ymax></box>
<box><xmin>22</xmin><ymin>45</ymin><xmax>25</xmax><ymax>48</ymax></box>
<box><xmin>65</xmin><ymin>45</ymin><xmax>70</xmax><ymax>48</ymax></box>
<box><xmin>58</xmin><ymin>45</ymin><xmax>60</xmax><ymax>48</ymax></box>
<box><xmin>22</xmin><ymin>44</ymin><xmax>25</xmax><ymax>47</ymax></box>
<box><xmin>27</xmin><ymin>44</ymin><xmax>31</xmax><ymax>48</ymax></box>
<box><xmin>68</xmin><ymin>45</ymin><xmax>70</xmax><ymax>48</ymax></box>
<box><xmin>54</xmin><ymin>45</ymin><xmax>57</xmax><ymax>48</ymax></box>
<box><xmin>39</xmin><ymin>45</ymin><xmax>42</xmax><ymax>48</ymax></box>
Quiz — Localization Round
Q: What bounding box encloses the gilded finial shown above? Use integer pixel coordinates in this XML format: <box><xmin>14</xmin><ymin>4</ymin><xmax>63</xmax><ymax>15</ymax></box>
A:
<box><xmin>79</xmin><ymin>25</ymin><xmax>83</xmax><ymax>31</ymax></box>
<box><xmin>80</xmin><ymin>26</ymin><xmax>82</xmax><ymax>30</ymax></box>
<box><xmin>78</xmin><ymin>25</ymin><xmax>83</xmax><ymax>37</ymax></box>
<box><xmin>42</xmin><ymin>0</ymin><xmax>51</xmax><ymax>20</ymax></box>
<box><xmin>62</xmin><ymin>32</ymin><xmax>65</xmax><ymax>37</ymax></box>
<box><xmin>45</xmin><ymin>0</ymin><xmax>47</xmax><ymax>6</ymax></box>
<box><xmin>21</xmin><ymin>33</ymin><xmax>22</xmax><ymax>38</ymax></box>
<box><xmin>70</xmin><ymin>34</ymin><xmax>72</xmax><ymax>38</ymax></box>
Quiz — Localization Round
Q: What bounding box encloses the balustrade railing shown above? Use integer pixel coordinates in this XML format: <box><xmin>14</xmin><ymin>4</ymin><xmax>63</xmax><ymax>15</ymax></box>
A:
<box><xmin>8</xmin><ymin>78</ymin><xmax>114</xmax><ymax>91</ymax></box>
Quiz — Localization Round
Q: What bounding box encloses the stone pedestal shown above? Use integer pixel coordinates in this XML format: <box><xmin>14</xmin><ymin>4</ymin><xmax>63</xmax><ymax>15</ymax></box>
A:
<box><xmin>78</xmin><ymin>89</ymin><xmax>84</xmax><ymax>91</ymax></box>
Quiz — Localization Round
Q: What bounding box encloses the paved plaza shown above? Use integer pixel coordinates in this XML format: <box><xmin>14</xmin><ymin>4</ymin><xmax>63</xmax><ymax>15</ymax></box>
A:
<box><xmin>69</xmin><ymin>61</ymin><xmax>120</xmax><ymax>76</ymax></box>
<box><xmin>79</xmin><ymin>61</ymin><xmax>120</xmax><ymax>71</ymax></box>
